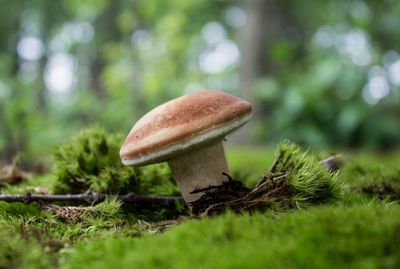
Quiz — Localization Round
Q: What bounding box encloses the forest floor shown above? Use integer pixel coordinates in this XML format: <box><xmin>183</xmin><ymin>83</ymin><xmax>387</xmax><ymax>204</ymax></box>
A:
<box><xmin>0</xmin><ymin>145</ymin><xmax>399</xmax><ymax>268</ymax></box>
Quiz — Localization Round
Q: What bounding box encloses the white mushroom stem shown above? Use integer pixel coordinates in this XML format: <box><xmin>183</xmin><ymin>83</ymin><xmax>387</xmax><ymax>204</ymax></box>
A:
<box><xmin>168</xmin><ymin>140</ymin><xmax>229</xmax><ymax>204</ymax></box>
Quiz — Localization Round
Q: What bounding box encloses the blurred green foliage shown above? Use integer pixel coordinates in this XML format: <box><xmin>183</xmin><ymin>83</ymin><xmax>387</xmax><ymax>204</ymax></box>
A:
<box><xmin>1</xmin><ymin>0</ymin><xmax>400</xmax><ymax>164</ymax></box>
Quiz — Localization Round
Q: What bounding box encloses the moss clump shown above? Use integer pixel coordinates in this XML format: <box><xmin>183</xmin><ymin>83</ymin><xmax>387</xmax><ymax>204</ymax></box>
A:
<box><xmin>272</xmin><ymin>141</ymin><xmax>341</xmax><ymax>208</ymax></box>
<box><xmin>90</xmin><ymin>167</ymin><xmax>141</xmax><ymax>194</ymax></box>
<box><xmin>52</xmin><ymin>126</ymin><xmax>179</xmax><ymax>196</ymax></box>
<box><xmin>191</xmin><ymin>141</ymin><xmax>341</xmax><ymax>214</ymax></box>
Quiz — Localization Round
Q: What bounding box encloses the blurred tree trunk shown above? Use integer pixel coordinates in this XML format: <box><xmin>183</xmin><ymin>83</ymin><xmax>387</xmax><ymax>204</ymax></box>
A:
<box><xmin>89</xmin><ymin>2</ymin><xmax>122</xmax><ymax>100</ymax></box>
<box><xmin>90</xmin><ymin>57</ymin><xmax>106</xmax><ymax>100</ymax></box>
<box><xmin>0</xmin><ymin>15</ymin><xmax>24</xmax><ymax>163</ymax></box>
<box><xmin>235</xmin><ymin>0</ymin><xmax>283</xmax><ymax>143</ymax></box>
<box><xmin>36</xmin><ymin>0</ymin><xmax>52</xmax><ymax>112</ymax></box>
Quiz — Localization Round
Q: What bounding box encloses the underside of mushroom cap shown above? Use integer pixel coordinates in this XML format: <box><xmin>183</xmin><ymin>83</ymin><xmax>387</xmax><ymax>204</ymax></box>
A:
<box><xmin>120</xmin><ymin>90</ymin><xmax>252</xmax><ymax>166</ymax></box>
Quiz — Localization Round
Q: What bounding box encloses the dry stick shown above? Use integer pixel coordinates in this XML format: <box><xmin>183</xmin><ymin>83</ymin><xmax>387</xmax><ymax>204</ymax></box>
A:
<box><xmin>0</xmin><ymin>192</ymin><xmax>184</xmax><ymax>207</ymax></box>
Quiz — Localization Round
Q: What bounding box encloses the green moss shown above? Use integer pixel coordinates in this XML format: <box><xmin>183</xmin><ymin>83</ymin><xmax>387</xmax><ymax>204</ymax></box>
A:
<box><xmin>52</xmin><ymin>126</ymin><xmax>120</xmax><ymax>194</ymax></box>
<box><xmin>342</xmin><ymin>161</ymin><xmax>400</xmax><ymax>202</ymax></box>
<box><xmin>274</xmin><ymin>141</ymin><xmax>341</xmax><ymax>208</ymax></box>
<box><xmin>60</xmin><ymin>204</ymin><xmax>400</xmax><ymax>269</ymax></box>
<box><xmin>361</xmin><ymin>177</ymin><xmax>400</xmax><ymax>201</ymax></box>
<box><xmin>0</xmin><ymin>232</ymin><xmax>56</xmax><ymax>269</ymax></box>
<box><xmin>0</xmin><ymin>199</ymin><xmax>153</xmax><ymax>268</ymax></box>
<box><xmin>51</xmin><ymin>126</ymin><xmax>179</xmax><ymax>196</ymax></box>
<box><xmin>1</xmin><ymin>138</ymin><xmax>400</xmax><ymax>268</ymax></box>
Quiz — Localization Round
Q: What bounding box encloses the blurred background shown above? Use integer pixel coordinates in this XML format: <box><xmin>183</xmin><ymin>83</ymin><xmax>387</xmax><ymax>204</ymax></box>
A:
<box><xmin>1</xmin><ymin>0</ymin><xmax>400</xmax><ymax>165</ymax></box>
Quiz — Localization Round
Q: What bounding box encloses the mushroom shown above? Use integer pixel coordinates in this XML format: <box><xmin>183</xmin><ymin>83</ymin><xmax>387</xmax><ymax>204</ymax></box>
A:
<box><xmin>119</xmin><ymin>90</ymin><xmax>252</xmax><ymax>207</ymax></box>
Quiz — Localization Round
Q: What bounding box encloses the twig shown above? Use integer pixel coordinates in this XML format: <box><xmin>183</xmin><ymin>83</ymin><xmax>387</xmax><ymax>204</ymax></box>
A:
<box><xmin>0</xmin><ymin>192</ymin><xmax>184</xmax><ymax>207</ymax></box>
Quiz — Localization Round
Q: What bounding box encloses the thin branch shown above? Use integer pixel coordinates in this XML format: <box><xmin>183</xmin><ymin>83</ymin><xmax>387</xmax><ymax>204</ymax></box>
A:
<box><xmin>0</xmin><ymin>192</ymin><xmax>184</xmax><ymax>207</ymax></box>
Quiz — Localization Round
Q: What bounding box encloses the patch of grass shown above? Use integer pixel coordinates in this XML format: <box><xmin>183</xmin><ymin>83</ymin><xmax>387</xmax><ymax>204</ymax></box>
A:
<box><xmin>60</xmin><ymin>204</ymin><xmax>400</xmax><ymax>269</ymax></box>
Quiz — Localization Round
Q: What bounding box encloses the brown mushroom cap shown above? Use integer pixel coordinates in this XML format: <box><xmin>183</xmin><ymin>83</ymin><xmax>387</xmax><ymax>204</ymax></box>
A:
<box><xmin>120</xmin><ymin>90</ymin><xmax>252</xmax><ymax>166</ymax></box>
